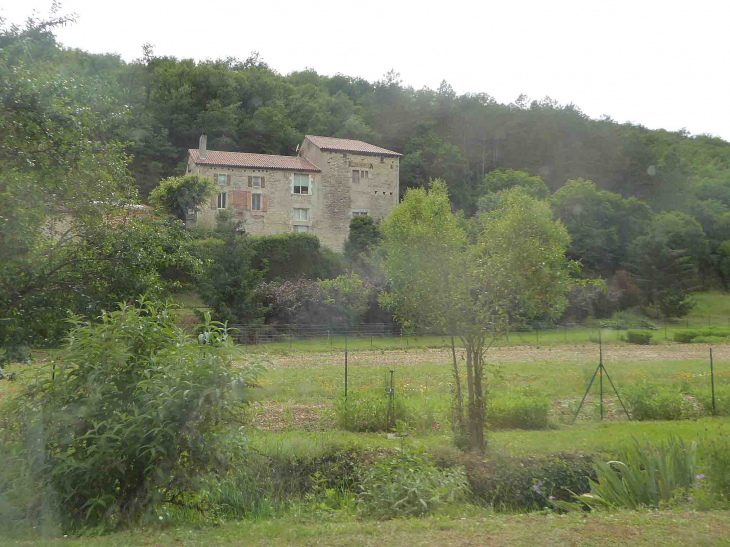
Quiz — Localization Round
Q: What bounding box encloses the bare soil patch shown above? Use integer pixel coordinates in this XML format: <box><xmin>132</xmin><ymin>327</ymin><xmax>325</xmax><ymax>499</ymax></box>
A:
<box><xmin>262</xmin><ymin>343</ymin><xmax>729</xmax><ymax>371</ymax></box>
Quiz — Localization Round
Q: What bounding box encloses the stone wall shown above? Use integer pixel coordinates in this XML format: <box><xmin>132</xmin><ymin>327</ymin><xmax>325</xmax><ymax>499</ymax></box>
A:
<box><xmin>187</xmin><ymin>144</ymin><xmax>399</xmax><ymax>251</ymax></box>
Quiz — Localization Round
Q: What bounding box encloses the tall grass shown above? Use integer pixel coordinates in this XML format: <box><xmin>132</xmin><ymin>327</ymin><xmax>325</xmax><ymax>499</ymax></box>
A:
<box><xmin>577</xmin><ymin>437</ymin><xmax>697</xmax><ymax>510</ymax></box>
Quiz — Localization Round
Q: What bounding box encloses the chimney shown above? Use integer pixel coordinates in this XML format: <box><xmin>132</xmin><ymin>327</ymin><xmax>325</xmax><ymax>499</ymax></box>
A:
<box><xmin>199</xmin><ymin>133</ymin><xmax>207</xmax><ymax>159</ymax></box>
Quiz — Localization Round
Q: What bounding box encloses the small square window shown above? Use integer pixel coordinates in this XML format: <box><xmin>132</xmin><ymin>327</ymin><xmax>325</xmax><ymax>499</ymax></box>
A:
<box><xmin>217</xmin><ymin>192</ymin><xmax>227</xmax><ymax>209</ymax></box>
<box><xmin>252</xmin><ymin>194</ymin><xmax>262</xmax><ymax>211</ymax></box>
<box><xmin>253</xmin><ymin>176</ymin><xmax>261</xmax><ymax>188</ymax></box>
<box><xmin>293</xmin><ymin>173</ymin><xmax>310</xmax><ymax>194</ymax></box>
<box><xmin>293</xmin><ymin>208</ymin><xmax>309</xmax><ymax>220</ymax></box>
<box><xmin>218</xmin><ymin>174</ymin><xmax>227</xmax><ymax>185</ymax></box>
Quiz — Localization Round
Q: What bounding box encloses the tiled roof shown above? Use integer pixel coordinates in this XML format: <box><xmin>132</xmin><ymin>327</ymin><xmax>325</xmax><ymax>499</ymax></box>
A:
<box><xmin>305</xmin><ymin>135</ymin><xmax>402</xmax><ymax>157</ymax></box>
<box><xmin>189</xmin><ymin>149</ymin><xmax>321</xmax><ymax>172</ymax></box>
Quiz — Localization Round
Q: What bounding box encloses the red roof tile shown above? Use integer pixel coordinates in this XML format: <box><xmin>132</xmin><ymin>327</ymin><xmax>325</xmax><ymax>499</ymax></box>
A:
<box><xmin>189</xmin><ymin>149</ymin><xmax>321</xmax><ymax>172</ymax></box>
<box><xmin>305</xmin><ymin>135</ymin><xmax>402</xmax><ymax>157</ymax></box>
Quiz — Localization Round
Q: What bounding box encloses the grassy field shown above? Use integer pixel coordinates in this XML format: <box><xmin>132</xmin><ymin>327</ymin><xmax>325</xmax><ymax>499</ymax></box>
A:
<box><xmin>9</xmin><ymin>509</ymin><xmax>730</xmax><ymax>546</ymax></box>
<box><xmin>3</xmin><ymin>296</ymin><xmax>730</xmax><ymax>545</ymax></box>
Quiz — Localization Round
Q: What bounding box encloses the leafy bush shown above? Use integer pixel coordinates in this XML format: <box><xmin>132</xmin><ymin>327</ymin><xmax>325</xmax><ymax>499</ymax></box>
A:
<box><xmin>699</xmin><ymin>432</ymin><xmax>730</xmax><ymax>501</ymax></box>
<box><xmin>674</xmin><ymin>327</ymin><xmax>730</xmax><ymax>343</ymax></box>
<box><xmin>335</xmin><ymin>392</ymin><xmax>407</xmax><ymax>432</ymax></box>
<box><xmin>575</xmin><ymin>437</ymin><xmax>697</xmax><ymax>509</ymax></box>
<box><xmin>450</xmin><ymin>452</ymin><xmax>595</xmax><ymax>510</ymax></box>
<box><xmin>356</xmin><ymin>450</ymin><xmax>468</xmax><ymax>518</ymax></box>
<box><xmin>693</xmin><ymin>335</ymin><xmax>730</xmax><ymax>344</ymax></box>
<box><xmin>487</xmin><ymin>393</ymin><xmax>550</xmax><ymax>430</ymax></box>
<box><xmin>697</xmin><ymin>384</ymin><xmax>730</xmax><ymax>416</ymax></box>
<box><xmin>623</xmin><ymin>383</ymin><xmax>698</xmax><ymax>420</ymax></box>
<box><xmin>625</xmin><ymin>330</ymin><xmax>653</xmax><ymax>345</ymax></box>
<box><xmin>674</xmin><ymin>330</ymin><xmax>699</xmax><ymax>343</ymax></box>
<box><xmin>7</xmin><ymin>299</ymin><xmax>263</xmax><ymax>531</ymax></box>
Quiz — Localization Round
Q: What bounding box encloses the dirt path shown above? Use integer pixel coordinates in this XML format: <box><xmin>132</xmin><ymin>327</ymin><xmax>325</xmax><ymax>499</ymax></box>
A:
<box><xmin>262</xmin><ymin>342</ymin><xmax>729</xmax><ymax>370</ymax></box>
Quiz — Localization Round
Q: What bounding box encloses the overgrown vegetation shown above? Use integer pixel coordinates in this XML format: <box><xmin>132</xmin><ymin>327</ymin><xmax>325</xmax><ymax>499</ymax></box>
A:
<box><xmin>1</xmin><ymin>299</ymin><xmax>263</xmax><ymax>533</ymax></box>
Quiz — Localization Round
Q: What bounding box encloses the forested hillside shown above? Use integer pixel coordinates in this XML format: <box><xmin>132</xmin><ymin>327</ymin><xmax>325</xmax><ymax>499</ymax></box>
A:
<box><xmin>3</xmin><ymin>14</ymin><xmax>730</xmax><ymax>344</ymax></box>
<box><xmin>59</xmin><ymin>45</ymin><xmax>730</xmax><ymax>212</ymax></box>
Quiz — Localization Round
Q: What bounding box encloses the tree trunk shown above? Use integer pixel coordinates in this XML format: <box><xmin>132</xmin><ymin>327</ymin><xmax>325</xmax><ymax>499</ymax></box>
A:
<box><xmin>464</xmin><ymin>337</ymin><xmax>483</xmax><ymax>452</ymax></box>
<box><xmin>450</xmin><ymin>335</ymin><xmax>464</xmax><ymax>435</ymax></box>
<box><xmin>472</xmin><ymin>335</ymin><xmax>486</xmax><ymax>452</ymax></box>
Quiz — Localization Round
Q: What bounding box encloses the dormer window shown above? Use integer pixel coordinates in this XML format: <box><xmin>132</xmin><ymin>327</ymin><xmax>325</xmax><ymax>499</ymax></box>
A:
<box><xmin>293</xmin><ymin>173</ymin><xmax>310</xmax><ymax>195</ymax></box>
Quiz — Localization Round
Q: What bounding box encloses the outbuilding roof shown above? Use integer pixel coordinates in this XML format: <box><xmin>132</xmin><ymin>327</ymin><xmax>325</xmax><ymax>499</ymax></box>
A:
<box><xmin>189</xmin><ymin>149</ymin><xmax>321</xmax><ymax>172</ymax></box>
<box><xmin>305</xmin><ymin>135</ymin><xmax>402</xmax><ymax>157</ymax></box>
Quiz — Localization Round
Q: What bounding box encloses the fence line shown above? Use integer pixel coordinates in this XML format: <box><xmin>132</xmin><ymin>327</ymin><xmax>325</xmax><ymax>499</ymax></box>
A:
<box><xmin>227</xmin><ymin>315</ymin><xmax>730</xmax><ymax>346</ymax></box>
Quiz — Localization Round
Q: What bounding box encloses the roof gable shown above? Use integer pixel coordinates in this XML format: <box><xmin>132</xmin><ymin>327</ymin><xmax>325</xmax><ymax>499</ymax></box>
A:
<box><xmin>189</xmin><ymin>149</ymin><xmax>321</xmax><ymax>172</ymax></box>
<box><xmin>304</xmin><ymin>135</ymin><xmax>402</xmax><ymax>157</ymax></box>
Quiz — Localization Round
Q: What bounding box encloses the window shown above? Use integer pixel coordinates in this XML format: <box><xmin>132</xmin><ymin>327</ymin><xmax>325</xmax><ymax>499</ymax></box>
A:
<box><xmin>293</xmin><ymin>173</ymin><xmax>310</xmax><ymax>194</ymax></box>
<box><xmin>253</xmin><ymin>176</ymin><xmax>261</xmax><ymax>188</ymax></box>
<box><xmin>352</xmin><ymin>170</ymin><xmax>368</xmax><ymax>184</ymax></box>
<box><xmin>252</xmin><ymin>194</ymin><xmax>262</xmax><ymax>211</ymax></box>
<box><xmin>352</xmin><ymin>210</ymin><xmax>368</xmax><ymax>217</ymax></box>
<box><xmin>218</xmin><ymin>174</ymin><xmax>227</xmax><ymax>185</ymax></box>
<box><xmin>217</xmin><ymin>192</ymin><xmax>227</xmax><ymax>209</ymax></box>
<box><xmin>293</xmin><ymin>208</ymin><xmax>309</xmax><ymax>220</ymax></box>
<box><xmin>294</xmin><ymin>225</ymin><xmax>309</xmax><ymax>233</ymax></box>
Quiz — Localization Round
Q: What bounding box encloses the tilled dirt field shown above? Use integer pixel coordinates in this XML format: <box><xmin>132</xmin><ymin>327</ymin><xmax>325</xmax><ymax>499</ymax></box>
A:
<box><xmin>263</xmin><ymin>342</ymin><xmax>729</xmax><ymax>370</ymax></box>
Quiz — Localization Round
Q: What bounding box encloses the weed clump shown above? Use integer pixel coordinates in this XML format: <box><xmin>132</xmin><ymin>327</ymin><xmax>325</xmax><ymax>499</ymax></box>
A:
<box><xmin>487</xmin><ymin>392</ymin><xmax>550</xmax><ymax>430</ymax></box>
<box><xmin>356</xmin><ymin>449</ymin><xmax>468</xmax><ymax>518</ymax></box>
<box><xmin>625</xmin><ymin>330</ymin><xmax>653</xmax><ymax>345</ymax></box>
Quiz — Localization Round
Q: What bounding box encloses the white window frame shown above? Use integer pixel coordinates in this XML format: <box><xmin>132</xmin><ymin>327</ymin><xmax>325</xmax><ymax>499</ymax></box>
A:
<box><xmin>217</xmin><ymin>192</ymin><xmax>227</xmax><ymax>209</ymax></box>
<box><xmin>251</xmin><ymin>193</ymin><xmax>262</xmax><ymax>211</ymax></box>
<box><xmin>253</xmin><ymin>176</ymin><xmax>261</xmax><ymax>188</ymax></box>
<box><xmin>293</xmin><ymin>173</ymin><xmax>310</xmax><ymax>195</ymax></box>
<box><xmin>293</xmin><ymin>207</ymin><xmax>309</xmax><ymax>221</ymax></box>
<box><xmin>218</xmin><ymin>174</ymin><xmax>227</xmax><ymax>185</ymax></box>
<box><xmin>352</xmin><ymin>210</ymin><xmax>368</xmax><ymax>217</ymax></box>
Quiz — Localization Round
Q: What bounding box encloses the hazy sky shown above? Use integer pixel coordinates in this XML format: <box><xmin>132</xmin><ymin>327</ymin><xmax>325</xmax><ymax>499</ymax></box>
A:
<box><xmin>3</xmin><ymin>0</ymin><xmax>729</xmax><ymax>141</ymax></box>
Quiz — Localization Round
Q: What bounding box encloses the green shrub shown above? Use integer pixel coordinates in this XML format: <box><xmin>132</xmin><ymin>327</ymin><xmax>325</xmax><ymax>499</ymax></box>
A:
<box><xmin>692</xmin><ymin>335</ymin><xmax>729</xmax><ymax>344</ymax></box>
<box><xmin>356</xmin><ymin>450</ymin><xmax>468</xmax><ymax>518</ymax></box>
<box><xmin>450</xmin><ymin>452</ymin><xmax>595</xmax><ymax>511</ymax></box>
<box><xmin>674</xmin><ymin>327</ymin><xmax>730</xmax><ymax>343</ymax></box>
<box><xmin>623</xmin><ymin>383</ymin><xmax>698</xmax><ymax>420</ymax></box>
<box><xmin>697</xmin><ymin>384</ymin><xmax>730</xmax><ymax>416</ymax></box>
<box><xmin>8</xmin><ymin>299</ymin><xmax>263</xmax><ymax>532</ymax></box>
<box><xmin>625</xmin><ymin>330</ymin><xmax>652</xmax><ymax>345</ymax></box>
<box><xmin>335</xmin><ymin>392</ymin><xmax>407</xmax><ymax>432</ymax></box>
<box><xmin>674</xmin><ymin>330</ymin><xmax>699</xmax><ymax>343</ymax></box>
<box><xmin>699</xmin><ymin>432</ymin><xmax>730</xmax><ymax>501</ymax></box>
<box><xmin>487</xmin><ymin>393</ymin><xmax>550</xmax><ymax>430</ymax></box>
<box><xmin>575</xmin><ymin>437</ymin><xmax>697</xmax><ymax>510</ymax></box>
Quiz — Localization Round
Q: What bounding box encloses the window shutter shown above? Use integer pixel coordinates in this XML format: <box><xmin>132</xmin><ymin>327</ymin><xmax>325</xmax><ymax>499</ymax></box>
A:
<box><xmin>229</xmin><ymin>190</ymin><xmax>245</xmax><ymax>208</ymax></box>
<box><xmin>248</xmin><ymin>176</ymin><xmax>253</xmax><ymax>188</ymax></box>
<box><xmin>245</xmin><ymin>190</ymin><xmax>251</xmax><ymax>209</ymax></box>
<box><xmin>352</xmin><ymin>171</ymin><xmax>359</xmax><ymax>184</ymax></box>
<box><xmin>261</xmin><ymin>176</ymin><xmax>266</xmax><ymax>188</ymax></box>
<box><xmin>213</xmin><ymin>173</ymin><xmax>218</xmax><ymax>184</ymax></box>
<box><xmin>227</xmin><ymin>174</ymin><xmax>231</xmax><ymax>185</ymax></box>
<box><xmin>262</xmin><ymin>196</ymin><xmax>268</xmax><ymax>212</ymax></box>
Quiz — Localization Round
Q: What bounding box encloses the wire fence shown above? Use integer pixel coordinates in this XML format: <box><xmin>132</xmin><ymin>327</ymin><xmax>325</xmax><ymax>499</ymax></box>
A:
<box><xmin>228</xmin><ymin>315</ymin><xmax>730</xmax><ymax>348</ymax></box>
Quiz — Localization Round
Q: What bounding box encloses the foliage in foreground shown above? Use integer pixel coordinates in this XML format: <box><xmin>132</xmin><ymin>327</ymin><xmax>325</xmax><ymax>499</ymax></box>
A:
<box><xmin>572</xmin><ymin>437</ymin><xmax>697</xmax><ymax>510</ymax></box>
<box><xmin>356</xmin><ymin>450</ymin><xmax>469</xmax><ymax>518</ymax></box>
<box><xmin>3</xmin><ymin>299</ymin><xmax>262</xmax><ymax>532</ymax></box>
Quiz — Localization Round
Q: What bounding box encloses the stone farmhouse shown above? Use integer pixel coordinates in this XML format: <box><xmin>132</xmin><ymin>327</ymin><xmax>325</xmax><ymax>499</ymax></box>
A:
<box><xmin>185</xmin><ymin>134</ymin><xmax>401</xmax><ymax>251</ymax></box>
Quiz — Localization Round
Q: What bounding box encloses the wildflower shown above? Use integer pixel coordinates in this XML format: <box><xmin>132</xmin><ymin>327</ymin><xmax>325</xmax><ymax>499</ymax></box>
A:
<box><xmin>548</xmin><ymin>495</ymin><xmax>555</xmax><ymax>501</ymax></box>
<box><xmin>696</xmin><ymin>474</ymin><xmax>706</xmax><ymax>480</ymax></box>
<box><xmin>531</xmin><ymin>480</ymin><xmax>544</xmax><ymax>495</ymax></box>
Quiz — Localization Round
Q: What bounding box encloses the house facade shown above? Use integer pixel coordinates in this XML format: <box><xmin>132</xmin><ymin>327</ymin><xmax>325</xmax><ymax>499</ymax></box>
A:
<box><xmin>185</xmin><ymin>134</ymin><xmax>401</xmax><ymax>251</ymax></box>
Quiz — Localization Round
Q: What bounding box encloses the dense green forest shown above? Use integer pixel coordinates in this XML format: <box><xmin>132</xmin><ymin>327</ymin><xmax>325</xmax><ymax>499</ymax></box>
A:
<box><xmin>3</xmin><ymin>13</ymin><xmax>730</xmax><ymax>344</ymax></box>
